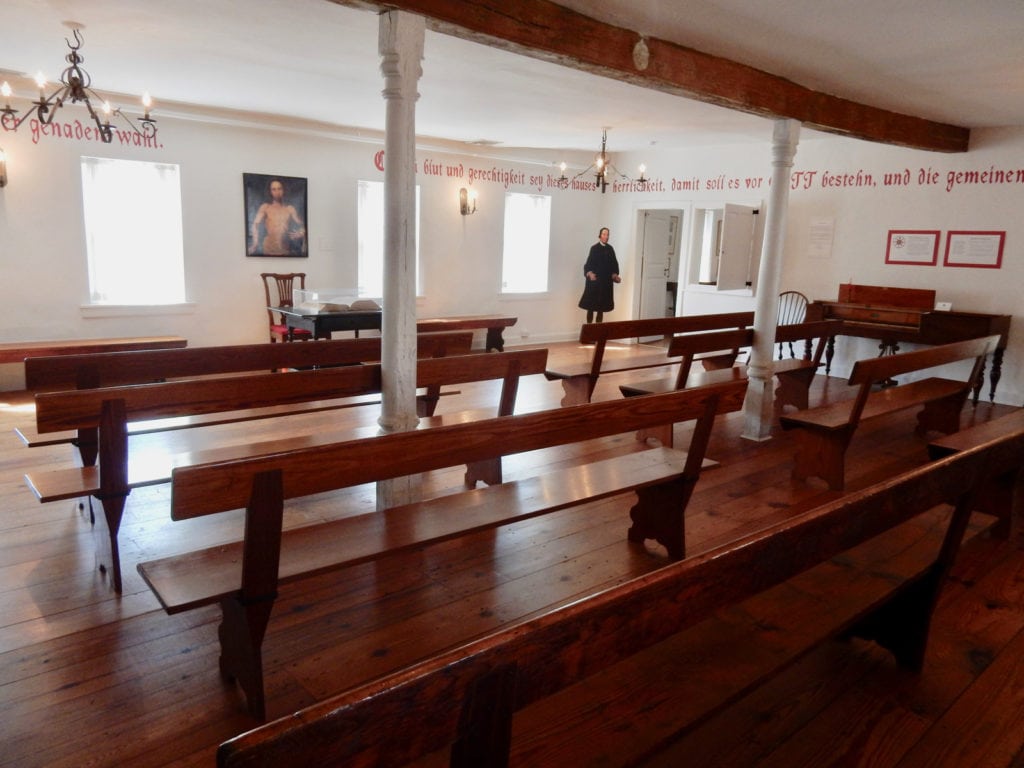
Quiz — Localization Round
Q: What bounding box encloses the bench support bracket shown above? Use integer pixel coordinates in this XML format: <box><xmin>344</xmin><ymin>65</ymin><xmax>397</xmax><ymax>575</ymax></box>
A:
<box><xmin>451</xmin><ymin>662</ymin><xmax>518</xmax><ymax>768</ymax></box>
<box><xmin>628</xmin><ymin>477</ymin><xmax>694</xmax><ymax>560</ymax></box>
<box><xmin>844</xmin><ymin>492</ymin><xmax>975</xmax><ymax>669</ymax></box>
<box><xmin>218</xmin><ymin>470</ymin><xmax>285</xmax><ymax>720</ymax></box>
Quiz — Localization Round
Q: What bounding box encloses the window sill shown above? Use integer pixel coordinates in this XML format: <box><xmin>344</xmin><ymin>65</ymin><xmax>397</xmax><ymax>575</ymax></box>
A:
<box><xmin>683</xmin><ymin>284</ymin><xmax>753</xmax><ymax>298</ymax></box>
<box><xmin>80</xmin><ymin>302</ymin><xmax>197</xmax><ymax>319</ymax></box>
<box><xmin>499</xmin><ymin>292</ymin><xmax>551</xmax><ymax>301</ymax></box>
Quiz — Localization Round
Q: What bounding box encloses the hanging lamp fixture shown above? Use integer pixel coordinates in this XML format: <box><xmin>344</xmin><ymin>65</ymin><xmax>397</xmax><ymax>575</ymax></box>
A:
<box><xmin>557</xmin><ymin>128</ymin><xmax>647</xmax><ymax>193</ymax></box>
<box><xmin>1</xmin><ymin>24</ymin><xmax>156</xmax><ymax>145</ymax></box>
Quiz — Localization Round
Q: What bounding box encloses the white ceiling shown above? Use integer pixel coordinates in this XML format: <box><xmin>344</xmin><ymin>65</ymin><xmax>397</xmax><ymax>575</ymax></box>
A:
<box><xmin>2</xmin><ymin>0</ymin><xmax>1023</xmax><ymax>155</ymax></box>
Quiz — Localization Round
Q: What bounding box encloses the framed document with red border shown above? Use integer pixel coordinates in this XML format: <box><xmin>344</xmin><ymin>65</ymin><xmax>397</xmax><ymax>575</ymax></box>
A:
<box><xmin>885</xmin><ymin>229</ymin><xmax>940</xmax><ymax>265</ymax></box>
<box><xmin>944</xmin><ymin>230</ymin><xmax>1005</xmax><ymax>269</ymax></box>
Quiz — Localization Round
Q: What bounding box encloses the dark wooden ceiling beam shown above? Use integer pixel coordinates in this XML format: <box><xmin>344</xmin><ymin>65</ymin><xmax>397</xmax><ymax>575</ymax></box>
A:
<box><xmin>334</xmin><ymin>0</ymin><xmax>969</xmax><ymax>152</ymax></box>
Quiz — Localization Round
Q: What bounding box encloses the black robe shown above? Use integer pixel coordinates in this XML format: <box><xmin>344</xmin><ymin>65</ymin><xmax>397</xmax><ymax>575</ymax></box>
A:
<box><xmin>578</xmin><ymin>242</ymin><xmax>619</xmax><ymax>312</ymax></box>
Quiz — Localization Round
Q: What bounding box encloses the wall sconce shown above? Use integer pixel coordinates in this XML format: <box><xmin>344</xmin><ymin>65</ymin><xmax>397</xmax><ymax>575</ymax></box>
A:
<box><xmin>459</xmin><ymin>186</ymin><xmax>477</xmax><ymax>216</ymax></box>
<box><xmin>0</xmin><ymin>147</ymin><xmax>7</xmax><ymax>188</ymax></box>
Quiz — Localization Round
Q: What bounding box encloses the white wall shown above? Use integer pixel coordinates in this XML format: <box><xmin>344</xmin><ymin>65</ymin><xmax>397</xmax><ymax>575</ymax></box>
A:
<box><xmin>0</xmin><ymin>114</ymin><xmax>1020</xmax><ymax>404</ymax></box>
<box><xmin>0</xmin><ymin>113</ymin><xmax>604</xmax><ymax>388</ymax></box>
<box><xmin>604</xmin><ymin>126</ymin><xmax>1024</xmax><ymax>405</ymax></box>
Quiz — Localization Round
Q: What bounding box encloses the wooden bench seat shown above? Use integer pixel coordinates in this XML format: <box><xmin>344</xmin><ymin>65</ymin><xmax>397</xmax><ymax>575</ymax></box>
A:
<box><xmin>780</xmin><ymin>334</ymin><xmax>1002</xmax><ymax>490</ymax></box>
<box><xmin>214</xmin><ymin>425</ymin><xmax>1024</xmax><ymax>765</ymax></box>
<box><xmin>140</xmin><ymin>381</ymin><xmax>747</xmax><ymax>718</ymax></box>
<box><xmin>25</xmin><ymin>349</ymin><xmax>548</xmax><ymax>593</ymax></box>
<box><xmin>928</xmin><ymin>408</ymin><xmax>1024</xmax><ymax>538</ymax></box>
<box><xmin>0</xmin><ymin>335</ymin><xmax>186</xmax><ymax>364</ymax></box>
<box><xmin>544</xmin><ymin>311</ymin><xmax>755</xmax><ymax>405</ymax></box>
<box><xmin>142</xmin><ymin>448</ymin><xmax>699</xmax><ymax>614</ymax></box>
<box><xmin>416</xmin><ymin>314</ymin><xmax>518</xmax><ymax>352</ymax></box>
<box><xmin>18</xmin><ymin>332</ymin><xmax>473</xmax><ymax>466</ymax></box>
<box><xmin>618</xmin><ymin>320</ymin><xmax>841</xmax><ymax>445</ymax></box>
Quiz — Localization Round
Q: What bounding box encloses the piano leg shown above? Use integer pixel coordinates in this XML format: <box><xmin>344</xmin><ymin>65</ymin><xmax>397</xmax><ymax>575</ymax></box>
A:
<box><xmin>988</xmin><ymin>349</ymin><xmax>1004</xmax><ymax>404</ymax></box>
<box><xmin>877</xmin><ymin>339</ymin><xmax>900</xmax><ymax>387</ymax></box>
<box><xmin>825</xmin><ymin>336</ymin><xmax>836</xmax><ymax>375</ymax></box>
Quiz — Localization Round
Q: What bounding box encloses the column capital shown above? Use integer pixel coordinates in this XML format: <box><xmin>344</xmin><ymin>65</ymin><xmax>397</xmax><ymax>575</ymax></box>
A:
<box><xmin>379</xmin><ymin>10</ymin><xmax>425</xmax><ymax>100</ymax></box>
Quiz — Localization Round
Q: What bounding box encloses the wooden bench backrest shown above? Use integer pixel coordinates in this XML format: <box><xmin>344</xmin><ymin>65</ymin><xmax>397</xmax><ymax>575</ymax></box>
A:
<box><xmin>664</xmin><ymin>319</ymin><xmax>843</xmax><ymax>387</ymax></box>
<box><xmin>666</xmin><ymin>328</ymin><xmax>754</xmax><ymax>386</ymax></box>
<box><xmin>577</xmin><ymin>312</ymin><xmax>755</xmax><ymax>380</ymax></box>
<box><xmin>665</xmin><ymin>320</ymin><xmax>843</xmax><ymax>359</ymax></box>
<box><xmin>24</xmin><ymin>332</ymin><xmax>473</xmax><ymax>391</ymax></box>
<box><xmin>216</xmin><ymin>426</ymin><xmax>1024</xmax><ymax>768</ymax></box>
<box><xmin>848</xmin><ymin>334</ymin><xmax>1000</xmax><ymax>387</ymax></box>
<box><xmin>171</xmin><ymin>379</ymin><xmax>747</xmax><ymax>521</ymax></box>
<box><xmin>772</xmin><ymin>318</ymin><xmax>843</xmax><ymax>346</ymax></box>
<box><xmin>34</xmin><ymin>349</ymin><xmax>547</xmax><ymax>434</ymax></box>
<box><xmin>578</xmin><ymin>311</ymin><xmax>754</xmax><ymax>345</ymax></box>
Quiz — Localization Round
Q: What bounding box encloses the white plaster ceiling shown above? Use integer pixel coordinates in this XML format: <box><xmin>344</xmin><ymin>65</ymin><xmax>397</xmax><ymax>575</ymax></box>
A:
<box><xmin>1</xmin><ymin>0</ymin><xmax>1022</xmax><ymax>155</ymax></box>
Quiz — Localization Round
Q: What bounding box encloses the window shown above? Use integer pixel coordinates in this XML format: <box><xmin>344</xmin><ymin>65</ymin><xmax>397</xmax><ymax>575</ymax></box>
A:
<box><xmin>501</xmin><ymin>192</ymin><xmax>551</xmax><ymax>293</ymax></box>
<box><xmin>356</xmin><ymin>180</ymin><xmax>420</xmax><ymax>297</ymax></box>
<box><xmin>80</xmin><ymin>156</ymin><xmax>185</xmax><ymax>305</ymax></box>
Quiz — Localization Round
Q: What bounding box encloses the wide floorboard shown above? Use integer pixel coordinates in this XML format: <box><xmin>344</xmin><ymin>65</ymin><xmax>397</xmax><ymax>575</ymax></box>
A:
<box><xmin>0</xmin><ymin>340</ymin><xmax>1021</xmax><ymax>767</ymax></box>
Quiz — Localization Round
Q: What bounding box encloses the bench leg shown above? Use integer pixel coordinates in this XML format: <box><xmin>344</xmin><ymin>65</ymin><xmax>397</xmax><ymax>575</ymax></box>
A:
<box><xmin>73</xmin><ymin>428</ymin><xmax>99</xmax><ymax>524</ymax></box>
<box><xmin>789</xmin><ymin>429</ymin><xmax>850</xmax><ymax>491</ymax></box>
<box><xmin>465</xmin><ymin>458</ymin><xmax>502</xmax><ymax>488</ymax></box>
<box><xmin>450</xmin><ymin>662</ymin><xmax>517</xmax><ymax>768</ymax></box>
<box><xmin>93</xmin><ymin>492</ymin><xmax>128</xmax><ymax>593</ymax></box>
<box><xmin>846</xmin><ymin>491</ymin><xmax>975</xmax><ymax>670</ymax></box>
<box><xmin>634</xmin><ymin>424</ymin><xmax>674</xmax><ymax>448</ymax></box>
<box><xmin>416</xmin><ymin>387</ymin><xmax>441</xmax><ymax>417</ymax></box>
<box><xmin>627</xmin><ymin>477</ymin><xmax>695</xmax><ymax>559</ymax></box>
<box><xmin>974</xmin><ymin>468</ymin><xmax>1022</xmax><ymax>539</ymax></box>
<box><xmin>216</xmin><ymin>469</ymin><xmax>284</xmax><ymax>720</ymax></box>
<box><xmin>915</xmin><ymin>393</ymin><xmax>968</xmax><ymax>436</ymax></box>
<box><xmin>484</xmin><ymin>327</ymin><xmax>505</xmax><ymax>353</ymax></box>
<box><xmin>218</xmin><ymin>595</ymin><xmax>275</xmax><ymax>720</ymax></box>
<box><xmin>558</xmin><ymin>377</ymin><xmax>593</xmax><ymax>407</ymax></box>
<box><xmin>845</xmin><ymin>565</ymin><xmax>942</xmax><ymax>671</ymax></box>
<box><xmin>775</xmin><ymin>368</ymin><xmax>814</xmax><ymax>410</ymax></box>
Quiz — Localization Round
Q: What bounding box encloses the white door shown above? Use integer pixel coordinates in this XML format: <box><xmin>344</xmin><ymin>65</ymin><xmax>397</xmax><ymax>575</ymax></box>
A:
<box><xmin>637</xmin><ymin>210</ymin><xmax>681</xmax><ymax>340</ymax></box>
<box><xmin>717</xmin><ymin>203</ymin><xmax>759</xmax><ymax>291</ymax></box>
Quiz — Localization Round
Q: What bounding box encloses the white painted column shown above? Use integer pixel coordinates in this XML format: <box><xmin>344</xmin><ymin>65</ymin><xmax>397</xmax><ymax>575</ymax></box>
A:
<box><xmin>377</xmin><ymin>10</ymin><xmax>424</xmax><ymax>509</ymax></box>
<box><xmin>742</xmin><ymin>118</ymin><xmax>801</xmax><ymax>441</ymax></box>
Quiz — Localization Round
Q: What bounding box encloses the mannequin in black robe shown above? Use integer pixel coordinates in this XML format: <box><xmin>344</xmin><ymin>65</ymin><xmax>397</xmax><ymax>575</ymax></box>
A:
<box><xmin>578</xmin><ymin>227</ymin><xmax>620</xmax><ymax>323</ymax></box>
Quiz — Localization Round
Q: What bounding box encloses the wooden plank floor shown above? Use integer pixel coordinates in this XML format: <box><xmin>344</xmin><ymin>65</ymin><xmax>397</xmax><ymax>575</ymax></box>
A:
<box><xmin>0</xmin><ymin>341</ymin><xmax>1021</xmax><ymax>767</ymax></box>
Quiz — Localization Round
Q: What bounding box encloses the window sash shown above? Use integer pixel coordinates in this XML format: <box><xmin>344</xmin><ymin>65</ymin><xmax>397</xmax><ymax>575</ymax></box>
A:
<box><xmin>501</xmin><ymin>192</ymin><xmax>551</xmax><ymax>293</ymax></box>
<box><xmin>81</xmin><ymin>156</ymin><xmax>185</xmax><ymax>305</ymax></box>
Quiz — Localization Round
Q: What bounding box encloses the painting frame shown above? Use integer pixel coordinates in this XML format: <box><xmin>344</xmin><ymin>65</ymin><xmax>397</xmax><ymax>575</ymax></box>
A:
<box><xmin>943</xmin><ymin>230</ymin><xmax>1005</xmax><ymax>269</ymax></box>
<box><xmin>884</xmin><ymin>229</ymin><xmax>939</xmax><ymax>266</ymax></box>
<box><xmin>243</xmin><ymin>172</ymin><xmax>309</xmax><ymax>258</ymax></box>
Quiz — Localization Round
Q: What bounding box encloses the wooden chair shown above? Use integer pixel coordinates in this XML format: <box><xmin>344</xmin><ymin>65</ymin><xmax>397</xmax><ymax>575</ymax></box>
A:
<box><xmin>261</xmin><ymin>272</ymin><xmax>313</xmax><ymax>342</ymax></box>
<box><xmin>776</xmin><ymin>290</ymin><xmax>808</xmax><ymax>358</ymax></box>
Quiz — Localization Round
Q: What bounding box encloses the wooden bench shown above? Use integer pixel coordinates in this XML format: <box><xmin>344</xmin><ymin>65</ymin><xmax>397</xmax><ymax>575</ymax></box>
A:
<box><xmin>780</xmin><ymin>334</ymin><xmax>1002</xmax><ymax>490</ymax></box>
<box><xmin>417</xmin><ymin>314</ymin><xmax>518</xmax><ymax>352</ymax></box>
<box><xmin>25</xmin><ymin>349</ymin><xmax>548</xmax><ymax>593</ymax></box>
<box><xmin>928</xmin><ymin>409</ymin><xmax>1024</xmax><ymax>538</ymax></box>
<box><xmin>17</xmin><ymin>332</ymin><xmax>474</xmax><ymax>466</ymax></box>
<box><xmin>544</xmin><ymin>311</ymin><xmax>755</xmax><ymax>406</ymax></box>
<box><xmin>618</xmin><ymin>320</ymin><xmax>841</xmax><ymax>446</ymax></box>
<box><xmin>138</xmin><ymin>380</ymin><xmax>747</xmax><ymax>718</ymax></box>
<box><xmin>214</xmin><ymin>423</ymin><xmax>1024</xmax><ymax>765</ymax></box>
<box><xmin>0</xmin><ymin>335</ymin><xmax>187</xmax><ymax>365</ymax></box>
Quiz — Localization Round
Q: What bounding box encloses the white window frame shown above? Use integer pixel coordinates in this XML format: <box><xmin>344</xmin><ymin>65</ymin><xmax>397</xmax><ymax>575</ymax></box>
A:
<box><xmin>356</xmin><ymin>180</ymin><xmax>421</xmax><ymax>298</ymax></box>
<box><xmin>80</xmin><ymin>156</ymin><xmax>186</xmax><ymax>306</ymax></box>
<box><xmin>501</xmin><ymin>192</ymin><xmax>551</xmax><ymax>294</ymax></box>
